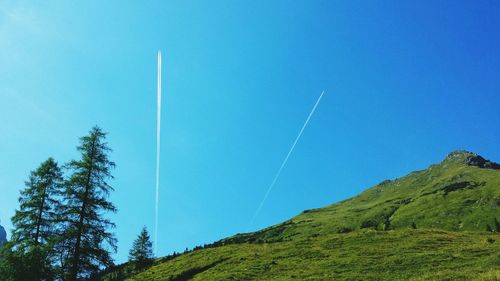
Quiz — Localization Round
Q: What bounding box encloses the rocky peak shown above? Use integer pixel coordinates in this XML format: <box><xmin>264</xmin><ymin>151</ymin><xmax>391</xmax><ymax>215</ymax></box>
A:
<box><xmin>443</xmin><ymin>150</ymin><xmax>500</xmax><ymax>169</ymax></box>
<box><xmin>0</xmin><ymin>224</ymin><xmax>6</xmax><ymax>246</ymax></box>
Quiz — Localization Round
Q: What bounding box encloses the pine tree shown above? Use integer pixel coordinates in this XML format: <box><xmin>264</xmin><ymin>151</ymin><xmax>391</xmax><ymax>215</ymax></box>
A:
<box><xmin>128</xmin><ymin>227</ymin><xmax>154</xmax><ymax>270</ymax></box>
<box><xmin>0</xmin><ymin>242</ymin><xmax>26</xmax><ymax>281</ymax></box>
<box><xmin>8</xmin><ymin>158</ymin><xmax>64</xmax><ymax>281</ymax></box>
<box><xmin>59</xmin><ymin>126</ymin><xmax>117</xmax><ymax>280</ymax></box>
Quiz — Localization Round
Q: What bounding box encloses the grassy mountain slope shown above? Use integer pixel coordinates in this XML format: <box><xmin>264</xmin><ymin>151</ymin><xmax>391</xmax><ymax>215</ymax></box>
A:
<box><xmin>127</xmin><ymin>229</ymin><xmax>500</xmax><ymax>281</ymax></box>
<box><xmin>115</xmin><ymin>151</ymin><xmax>500</xmax><ymax>280</ymax></box>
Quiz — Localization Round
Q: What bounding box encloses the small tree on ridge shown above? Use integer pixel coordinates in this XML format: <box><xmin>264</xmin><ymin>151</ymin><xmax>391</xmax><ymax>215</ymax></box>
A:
<box><xmin>128</xmin><ymin>227</ymin><xmax>154</xmax><ymax>270</ymax></box>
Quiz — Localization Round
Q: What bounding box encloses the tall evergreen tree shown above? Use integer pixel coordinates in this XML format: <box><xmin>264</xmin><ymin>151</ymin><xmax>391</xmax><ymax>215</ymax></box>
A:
<box><xmin>59</xmin><ymin>126</ymin><xmax>117</xmax><ymax>280</ymax></box>
<box><xmin>128</xmin><ymin>227</ymin><xmax>154</xmax><ymax>270</ymax></box>
<box><xmin>8</xmin><ymin>158</ymin><xmax>64</xmax><ymax>281</ymax></box>
<box><xmin>0</xmin><ymin>242</ymin><xmax>26</xmax><ymax>281</ymax></box>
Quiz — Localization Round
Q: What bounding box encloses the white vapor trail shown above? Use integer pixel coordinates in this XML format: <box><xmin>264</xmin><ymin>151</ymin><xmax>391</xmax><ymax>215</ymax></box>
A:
<box><xmin>155</xmin><ymin>50</ymin><xmax>162</xmax><ymax>255</ymax></box>
<box><xmin>249</xmin><ymin>91</ymin><xmax>325</xmax><ymax>229</ymax></box>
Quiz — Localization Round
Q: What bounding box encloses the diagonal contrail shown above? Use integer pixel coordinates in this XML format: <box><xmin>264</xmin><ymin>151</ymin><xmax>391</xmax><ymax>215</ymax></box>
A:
<box><xmin>155</xmin><ymin>50</ymin><xmax>162</xmax><ymax>255</ymax></box>
<box><xmin>249</xmin><ymin>91</ymin><xmax>325</xmax><ymax>229</ymax></box>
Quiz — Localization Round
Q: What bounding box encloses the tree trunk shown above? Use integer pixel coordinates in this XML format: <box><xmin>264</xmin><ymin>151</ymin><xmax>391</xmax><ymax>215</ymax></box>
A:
<box><xmin>69</xmin><ymin>139</ymin><xmax>96</xmax><ymax>281</ymax></box>
<box><xmin>34</xmin><ymin>179</ymin><xmax>50</xmax><ymax>246</ymax></box>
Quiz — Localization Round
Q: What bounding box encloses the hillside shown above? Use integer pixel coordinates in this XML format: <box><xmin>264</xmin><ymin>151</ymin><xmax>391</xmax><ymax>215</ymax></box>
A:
<box><xmin>107</xmin><ymin>150</ymin><xmax>500</xmax><ymax>281</ymax></box>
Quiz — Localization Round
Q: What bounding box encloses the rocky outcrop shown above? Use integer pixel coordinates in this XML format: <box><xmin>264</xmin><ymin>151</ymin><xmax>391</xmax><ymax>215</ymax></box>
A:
<box><xmin>444</xmin><ymin>150</ymin><xmax>500</xmax><ymax>169</ymax></box>
<box><xmin>0</xmin><ymin>224</ymin><xmax>6</xmax><ymax>246</ymax></box>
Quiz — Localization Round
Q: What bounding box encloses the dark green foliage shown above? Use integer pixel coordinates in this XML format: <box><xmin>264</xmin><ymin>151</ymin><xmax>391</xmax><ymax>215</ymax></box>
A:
<box><xmin>5</xmin><ymin>158</ymin><xmax>63</xmax><ymax>280</ymax></box>
<box><xmin>11</xmin><ymin>158</ymin><xmax>63</xmax><ymax>247</ymax></box>
<box><xmin>486</xmin><ymin>224</ymin><xmax>493</xmax><ymax>232</ymax></box>
<box><xmin>57</xmin><ymin>126</ymin><xmax>117</xmax><ymax>280</ymax></box>
<box><xmin>361</xmin><ymin>219</ymin><xmax>378</xmax><ymax>229</ymax></box>
<box><xmin>336</xmin><ymin>227</ymin><xmax>353</xmax><ymax>233</ymax></box>
<box><xmin>0</xmin><ymin>127</ymin><xmax>118</xmax><ymax>281</ymax></box>
<box><xmin>485</xmin><ymin>218</ymin><xmax>500</xmax><ymax>233</ymax></box>
<box><xmin>0</xmin><ymin>242</ymin><xmax>56</xmax><ymax>281</ymax></box>
<box><xmin>0</xmin><ymin>242</ymin><xmax>30</xmax><ymax>281</ymax></box>
<box><xmin>128</xmin><ymin>227</ymin><xmax>154</xmax><ymax>270</ymax></box>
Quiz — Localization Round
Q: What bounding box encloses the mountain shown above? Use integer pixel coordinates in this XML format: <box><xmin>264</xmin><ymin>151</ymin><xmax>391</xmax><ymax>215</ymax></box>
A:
<box><xmin>105</xmin><ymin>150</ymin><xmax>500</xmax><ymax>281</ymax></box>
<box><xmin>0</xmin><ymin>224</ymin><xmax>6</xmax><ymax>246</ymax></box>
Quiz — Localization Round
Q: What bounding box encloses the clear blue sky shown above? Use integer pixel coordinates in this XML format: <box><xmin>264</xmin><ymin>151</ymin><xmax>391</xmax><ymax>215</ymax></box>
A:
<box><xmin>1</xmin><ymin>1</ymin><xmax>499</xmax><ymax>263</ymax></box>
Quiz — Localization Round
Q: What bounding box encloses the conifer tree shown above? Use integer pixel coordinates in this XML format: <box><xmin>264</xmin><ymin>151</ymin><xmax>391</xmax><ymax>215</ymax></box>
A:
<box><xmin>128</xmin><ymin>227</ymin><xmax>154</xmax><ymax>270</ymax></box>
<box><xmin>8</xmin><ymin>158</ymin><xmax>64</xmax><ymax>281</ymax></box>
<box><xmin>59</xmin><ymin>126</ymin><xmax>117</xmax><ymax>280</ymax></box>
<box><xmin>0</xmin><ymin>243</ymin><xmax>26</xmax><ymax>281</ymax></box>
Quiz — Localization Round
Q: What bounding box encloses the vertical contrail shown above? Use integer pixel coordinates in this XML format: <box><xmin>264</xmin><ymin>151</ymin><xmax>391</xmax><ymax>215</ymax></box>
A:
<box><xmin>155</xmin><ymin>50</ymin><xmax>162</xmax><ymax>255</ymax></box>
<box><xmin>249</xmin><ymin>91</ymin><xmax>325</xmax><ymax>229</ymax></box>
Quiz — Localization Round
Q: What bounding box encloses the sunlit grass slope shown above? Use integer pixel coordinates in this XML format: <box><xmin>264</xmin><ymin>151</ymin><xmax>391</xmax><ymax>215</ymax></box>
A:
<box><xmin>129</xmin><ymin>230</ymin><xmax>499</xmax><ymax>281</ymax></box>
<box><xmin>118</xmin><ymin>151</ymin><xmax>500</xmax><ymax>280</ymax></box>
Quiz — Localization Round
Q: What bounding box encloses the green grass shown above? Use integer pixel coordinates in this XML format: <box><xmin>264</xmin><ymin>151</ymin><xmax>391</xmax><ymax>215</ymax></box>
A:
<box><xmin>106</xmin><ymin>151</ymin><xmax>500</xmax><ymax>280</ymax></box>
<box><xmin>223</xmin><ymin>151</ymin><xmax>500</xmax><ymax>245</ymax></box>
<box><xmin>127</xmin><ymin>230</ymin><xmax>500</xmax><ymax>281</ymax></box>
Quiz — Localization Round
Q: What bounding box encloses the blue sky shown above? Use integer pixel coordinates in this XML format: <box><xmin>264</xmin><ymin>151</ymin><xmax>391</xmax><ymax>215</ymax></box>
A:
<box><xmin>1</xmin><ymin>1</ymin><xmax>499</xmax><ymax>263</ymax></box>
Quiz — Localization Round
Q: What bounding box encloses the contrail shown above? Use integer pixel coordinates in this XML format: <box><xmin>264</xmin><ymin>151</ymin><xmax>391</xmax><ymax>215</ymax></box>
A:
<box><xmin>249</xmin><ymin>91</ymin><xmax>325</xmax><ymax>229</ymax></box>
<box><xmin>154</xmin><ymin>50</ymin><xmax>162</xmax><ymax>255</ymax></box>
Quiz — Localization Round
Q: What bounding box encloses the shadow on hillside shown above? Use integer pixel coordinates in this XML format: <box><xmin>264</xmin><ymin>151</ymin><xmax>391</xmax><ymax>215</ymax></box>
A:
<box><xmin>171</xmin><ymin>258</ymin><xmax>228</xmax><ymax>281</ymax></box>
